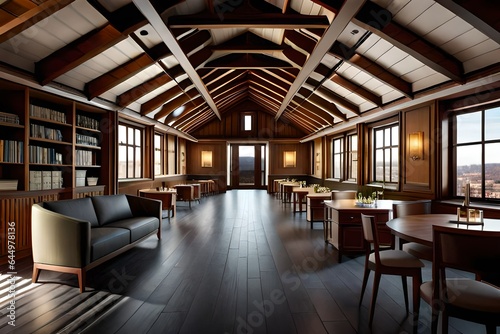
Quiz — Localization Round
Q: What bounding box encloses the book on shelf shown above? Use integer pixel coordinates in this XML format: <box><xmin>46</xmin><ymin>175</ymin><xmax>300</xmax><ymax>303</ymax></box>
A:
<box><xmin>29</xmin><ymin>104</ymin><xmax>67</xmax><ymax>123</ymax></box>
<box><xmin>76</xmin><ymin>133</ymin><xmax>98</xmax><ymax>146</ymax></box>
<box><xmin>0</xmin><ymin>111</ymin><xmax>20</xmax><ymax>124</ymax></box>
<box><xmin>29</xmin><ymin>145</ymin><xmax>63</xmax><ymax>164</ymax></box>
<box><xmin>76</xmin><ymin>114</ymin><xmax>99</xmax><ymax>130</ymax></box>
<box><xmin>29</xmin><ymin>171</ymin><xmax>42</xmax><ymax>190</ymax></box>
<box><xmin>29</xmin><ymin>170</ymin><xmax>63</xmax><ymax>190</ymax></box>
<box><xmin>0</xmin><ymin>139</ymin><xmax>24</xmax><ymax>163</ymax></box>
<box><xmin>42</xmin><ymin>171</ymin><xmax>52</xmax><ymax>190</ymax></box>
<box><xmin>0</xmin><ymin>179</ymin><xmax>18</xmax><ymax>190</ymax></box>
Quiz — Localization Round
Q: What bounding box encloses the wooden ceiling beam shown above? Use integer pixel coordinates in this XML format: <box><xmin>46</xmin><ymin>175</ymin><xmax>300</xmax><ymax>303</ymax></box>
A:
<box><xmin>312</xmin><ymin>0</ymin><xmax>464</xmax><ymax>82</ymax></box>
<box><xmin>165</xmin><ymin>96</ymin><xmax>206</xmax><ymax>126</ymax></box>
<box><xmin>141</xmin><ymin>85</ymin><xmax>184</xmax><ymax>116</ymax></box>
<box><xmin>434</xmin><ymin>0</ymin><xmax>500</xmax><ymax>45</ymax></box>
<box><xmin>210</xmin><ymin>31</ymin><xmax>284</xmax><ymax>53</ymax></box>
<box><xmin>276</xmin><ymin>0</ymin><xmax>367</xmax><ymax>120</ymax></box>
<box><xmin>134</xmin><ymin>0</ymin><xmax>221</xmax><ymax>119</ymax></box>
<box><xmin>204</xmin><ymin>53</ymin><xmax>295</xmax><ymax>69</ymax></box>
<box><xmin>284</xmin><ymin>30</ymin><xmax>317</xmax><ymax>54</ymax></box>
<box><xmin>116</xmin><ymin>73</ymin><xmax>173</xmax><ymax>108</ymax></box>
<box><xmin>315</xmin><ymin>85</ymin><xmax>360</xmax><ymax>115</ymax></box>
<box><xmin>249</xmin><ymin>71</ymin><xmax>290</xmax><ymax>92</ymax></box>
<box><xmin>154</xmin><ymin>88</ymin><xmax>200</xmax><ymax>120</ymax></box>
<box><xmin>167</xmin><ymin>12</ymin><xmax>330</xmax><ymax>29</ymax></box>
<box><xmin>314</xmin><ymin>63</ymin><xmax>382</xmax><ymax>106</ymax></box>
<box><xmin>0</xmin><ymin>0</ymin><xmax>74</xmax><ymax>44</ymax></box>
<box><xmin>86</xmin><ymin>53</ymin><xmax>156</xmax><ymax>100</ymax></box>
<box><xmin>35</xmin><ymin>24</ymin><xmax>125</xmax><ymax>85</ymax></box>
<box><xmin>329</xmin><ymin>41</ymin><xmax>412</xmax><ymax>98</ymax></box>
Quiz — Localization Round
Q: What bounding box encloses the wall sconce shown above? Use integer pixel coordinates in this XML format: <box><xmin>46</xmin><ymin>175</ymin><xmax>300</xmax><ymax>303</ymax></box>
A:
<box><xmin>201</xmin><ymin>150</ymin><xmax>212</xmax><ymax>167</ymax></box>
<box><xmin>283</xmin><ymin>151</ymin><xmax>296</xmax><ymax>168</ymax></box>
<box><xmin>408</xmin><ymin>131</ymin><xmax>424</xmax><ymax>161</ymax></box>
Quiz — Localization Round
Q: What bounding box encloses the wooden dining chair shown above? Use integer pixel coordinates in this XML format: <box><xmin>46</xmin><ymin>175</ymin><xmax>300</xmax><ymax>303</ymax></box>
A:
<box><xmin>420</xmin><ymin>225</ymin><xmax>500</xmax><ymax>334</ymax></box>
<box><xmin>393</xmin><ymin>200</ymin><xmax>433</xmax><ymax>261</ymax></box>
<box><xmin>138</xmin><ymin>189</ymin><xmax>174</xmax><ymax>220</ymax></box>
<box><xmin>359</xmin><ymin>214</ymin><xmax>424</xmax><ymax>329</ymax></box>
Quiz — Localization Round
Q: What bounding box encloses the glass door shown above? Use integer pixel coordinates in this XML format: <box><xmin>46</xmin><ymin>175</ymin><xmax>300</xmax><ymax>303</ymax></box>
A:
<box><xmin>229</xmin><ymin>144</ymin><xmax>266</xmax><ymax>189</ymax></box>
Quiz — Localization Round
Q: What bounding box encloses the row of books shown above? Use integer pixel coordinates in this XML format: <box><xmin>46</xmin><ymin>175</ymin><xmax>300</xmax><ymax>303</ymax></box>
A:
<box><xmin>76</xmin><ymin>133</ymin><xmax>99</xmax><ymax>146</ymax></box>
<box><xmin>75</xmin><ymin>149</ymin><xmax>95</xmax><ymax>166</ymax></box>
<box><xmin>29</xmin><ymin>170</ymin><xmax>63</xmax><ymax>190</ymax></box>
<box><xmin>0</xmin><ymin>179</ymin><xmax>18</xmax><ymax>190</ymax></box>
<box><xmin>30</xmin><ymin>104</ymin><xmax>67</xmax><ymax>124</ymax></box>
<box><xmin>0</xmin><ymin>111</ymin><xmax>20</xmax><ymax>124</ymax></box>
<box><xmin>76</xmin><ymin>114</ymin><xmax>99</xmax><ymax>130</ymax></box>
<box><xmin>30</xmin><ymin>124</ymin><xmax>64</xmax><ymax>141</ymax></box>
<box><xmin>0</xmin><ymin>140</ymin><xmax>24</xmax><ymax>163</ymax></box>
<box><xmin>29</xmin><ymin>145</ymin><xmax>64</xmax><ymax>164</ymax></box>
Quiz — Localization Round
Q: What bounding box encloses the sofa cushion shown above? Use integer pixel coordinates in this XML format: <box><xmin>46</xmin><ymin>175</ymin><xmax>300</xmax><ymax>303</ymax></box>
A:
<box><xmin>90</xmin><ymin>227</ymin><xmax>130</xmax><ymax>262</ymax></box>
<box><xmin>106</xmin><ymin>216</ymin><xmax>160</xmax><ymax>242</ymax></box>
<box><xmin>44</xmin><ymin>197</ymin><xmax>99</xmax><ymax>227</ymax></box>
<box><xmin>91</xmin><ymin>195</ymin><xmax>133</xmax><ymax>226</ymax></box>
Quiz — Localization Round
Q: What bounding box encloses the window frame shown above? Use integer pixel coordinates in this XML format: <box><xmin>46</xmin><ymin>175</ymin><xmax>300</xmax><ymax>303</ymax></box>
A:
<box><xmin>328</xmin><ymin>132</ymin><xmax>357</xmax><ymax>183</ymax></box>
<box><xmin>118</xmin><ymin>121</ymin><xmax>144</xmax><ymax>179</ymax></box>
<box><xmin>452</xmin><ymin>105</ymin><xmax>500</xmax><ymax>202</ymax></box>
<box><xmin>371</xmin><ymin>121</ymin><xmax>399</xmax><ymax>186</ymax></box>
<box><xmin>154</xmin><ymin>132</ymin><xmax>164</xmax><ymax>176</ymax></box>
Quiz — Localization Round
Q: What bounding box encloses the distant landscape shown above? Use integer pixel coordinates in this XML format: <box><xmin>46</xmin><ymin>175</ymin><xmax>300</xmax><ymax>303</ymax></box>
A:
<box><xmin>457</xmin><ymin>163</ymin><xmax>500</xmax><ymax>198</ymax></box>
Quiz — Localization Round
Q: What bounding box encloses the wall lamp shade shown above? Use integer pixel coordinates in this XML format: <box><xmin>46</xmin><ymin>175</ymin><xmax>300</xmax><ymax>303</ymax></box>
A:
<box><xmin>201</xmin><ymin>150</ymin><xmax>212</xmax><ymax>167</ymax></box>
<box><xmin>408</xmin><ymin>131</ymin><xmax>423</xmax><ymax>161</ymax></box>
<box><xmin>283</xmin><ymin>151</ymin><xmax>296</xmax><ymax>168</ymax></box>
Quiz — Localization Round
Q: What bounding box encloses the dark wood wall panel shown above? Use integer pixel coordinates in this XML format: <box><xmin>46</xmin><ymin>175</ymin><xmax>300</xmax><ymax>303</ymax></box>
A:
<box><xmin>0</xmin><ymin>192</ymin><xmax>61</xmax><ymax>264</ymax></box>
<box><xmin>190</xmin><ymin>100</ymin><xmax>306</xmax><ymax>139</ymax></box>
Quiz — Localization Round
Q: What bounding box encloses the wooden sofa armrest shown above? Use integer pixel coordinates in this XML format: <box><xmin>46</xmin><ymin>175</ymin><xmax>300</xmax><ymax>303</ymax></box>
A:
<box><xmin>31</xmin><ymin>203</ymin><xmax>91</xmax><ymax>268</ymax></box>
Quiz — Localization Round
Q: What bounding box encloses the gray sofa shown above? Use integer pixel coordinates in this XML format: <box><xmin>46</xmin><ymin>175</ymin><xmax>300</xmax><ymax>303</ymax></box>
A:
<box><xmin>31</xmin><ymin>194</ymin><xmax>162</xmax><ymax>292</ymax></box>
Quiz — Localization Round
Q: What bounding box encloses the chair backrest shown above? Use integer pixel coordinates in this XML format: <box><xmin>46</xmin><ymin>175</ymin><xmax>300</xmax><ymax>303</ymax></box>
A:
<box><xmin>433</xmin><ymin>225</ymin><xmax>500</xmax><ymax>281</ymax></box>
<box><xmin>175</xmin><ymin>185</ymin><xmax>194</xmax><ymax>201</ymax></box>
<box><xmin>331</xmin><ymin>191</ymin><xmax>357</xmax><ymax>200</ymax></box>
<box><xmin>361</xmin><ymin>214</ymin><xmax>384</xmax><ymax>261</ymax></box>
<box><xmin>393</xmin><ymin>200</ymin><xmax>432</xmax><ymax>218</ymax></box>
<box><xmin>142</xmin><ymin>192</ymin><xmax>173</xmax><ymax>210</ymax></box>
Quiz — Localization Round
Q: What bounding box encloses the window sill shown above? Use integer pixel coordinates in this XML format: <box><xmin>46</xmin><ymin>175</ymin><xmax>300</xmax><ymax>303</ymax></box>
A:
<box><xmin>438</xmin><ymin>199</ymin><xmax>500</xmax><ymax>211</ymax></box>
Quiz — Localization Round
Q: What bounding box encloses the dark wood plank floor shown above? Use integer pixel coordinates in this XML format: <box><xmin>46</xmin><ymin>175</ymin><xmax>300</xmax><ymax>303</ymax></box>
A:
<box><xmin>0</xmin><ymin>190</ymin><xmax>488</xmax><ymax>334</ymax></box>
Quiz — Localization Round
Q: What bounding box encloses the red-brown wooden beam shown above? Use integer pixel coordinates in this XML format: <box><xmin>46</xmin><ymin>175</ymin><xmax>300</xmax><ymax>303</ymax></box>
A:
<box><xmin>167</xmin><ymin>12</ymin><xmax>330</xmax><ymax>29</ymax></box>
<box><xmin>210</xmin><ymin>31</ymin><xmax>284</xmax><ymax>52</ymax></box>
<box><xmin>329</xmin><ymin>41</ymin><xmax>412</xmax><ymax>99</ymax></box>
<box><xmin>312</xmin><ymin>0</ymin><xmax>463</xmax><ymax>82</ymax></box>
<box><xmin>35</xmin><ymin>24</ymin><xmax>125</xmax><ymax>85</ymax></box>
<box><xmin>284</xmin><ymin>30</ymin><xmax>317</xmax><ymax>54</ymax></box>
<box><xmin>85</xmin><ymin>53</ymin><xmax>155</xmax><ymax>100</ymax></box>
<box><xmin>0</xmin><ymin>0</ymin><xmax>74</xmax><ymax>44</ymax></box>
<box><xmin>116</xmin><ymin>73</ymin><xmax>173</xmax><ymax>108</ymax></box>
<box><xmin>154</xmin><ymin>88</ymin><xmax>200</xmax><ymax>120</ymax></box>
<box><xmin>204</xmin><ymin>53</ymin><xmax>295</xmax><ymax>68</ymax></box>
<box><xmin>141</xmin><ymin>85</ymin><xmax>184</xmax><ymax>116</ymax></box>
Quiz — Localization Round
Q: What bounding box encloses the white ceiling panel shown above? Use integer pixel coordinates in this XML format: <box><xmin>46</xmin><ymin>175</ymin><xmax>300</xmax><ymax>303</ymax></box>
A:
<box><xmin>407</xmin><ymin>3</ymin><xmax>455</xmax><ymax>36</ymax></box>
<box><xmin>424</xmin><ymin>16</ymin><xmax>473</xmax><ymax>47</ymax></box>
<box><xmin>376</xmin><ymin>47</ymin><xmax>409</xmax><ymax>72</ymax></box>
<box><xmin>441</xmin><ymin>29</ymin><xmax>489</xmax><ymax>56</ymax></box>
<box><xmin>393</xmin><ymin>0</ymin><xmax>434</xmax><ymax>25</ymax></box>
<box><xmin>463</xmin><ymin>49</ymin><xmax>500</xmax><ymax>73</ymax></box>
<box><xmin>412</xmin><ymin>72</ymin><xmax>449</xmax><ymax>92</ymax></box>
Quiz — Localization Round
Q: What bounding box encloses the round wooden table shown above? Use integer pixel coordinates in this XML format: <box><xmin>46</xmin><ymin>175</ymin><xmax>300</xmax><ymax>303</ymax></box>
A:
<box><xmin>386</xmin><ymin>214</ymin><xmax>500</xmax><ymax>247</ymax></box>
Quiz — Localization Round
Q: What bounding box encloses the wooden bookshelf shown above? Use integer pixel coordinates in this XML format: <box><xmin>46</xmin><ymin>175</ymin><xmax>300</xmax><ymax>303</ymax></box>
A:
<box><xmin>0</xmin><ymin>78</ymin><xmax>116</xmax><ymax>263</ymax></box>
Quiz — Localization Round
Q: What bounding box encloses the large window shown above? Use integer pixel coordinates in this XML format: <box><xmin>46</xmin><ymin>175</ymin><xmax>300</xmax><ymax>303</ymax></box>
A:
<box><xmin>330</xmin><ymin>133</ymin><xmax>357</xmax><ymax>182</ymax></box>
<box><xmin>154</xmin><ymin>133</ymin><xmax>163</xmax><ymax>176</ymax></box>
<box><xmin>118</xmin><ymin>123</ymin><xmax>143</xmax><ymax>179</ymax></box>
<box><xmin>373</xmin><ymin>123</ymin><xmax>399</xmax><ymax>184</ymax></box>
<box><xmin>332</xmin><ymin>137</ymin><xmax>344</xmax><ymax>180</ymax></box>
<box><xmin>454</xmin><ymin>107</ymin><xmax>500</xmax><ymax>200</ymax></box>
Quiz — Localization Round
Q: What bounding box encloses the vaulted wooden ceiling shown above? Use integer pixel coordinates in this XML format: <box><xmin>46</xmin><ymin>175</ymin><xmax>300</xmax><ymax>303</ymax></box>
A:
<box><xmin>0</xmin><ymin>0</ymin><xmax>499</xmax><ymax>139</ymax></box>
